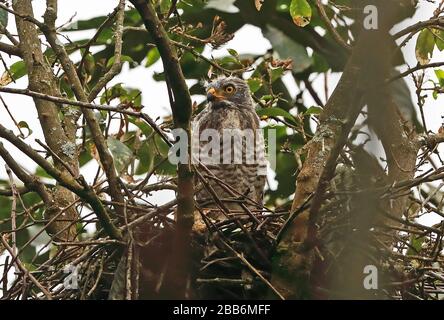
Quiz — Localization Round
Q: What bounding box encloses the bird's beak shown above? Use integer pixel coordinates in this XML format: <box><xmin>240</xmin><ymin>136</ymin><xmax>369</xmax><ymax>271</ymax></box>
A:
<box><xmin>207</xmin><ymin>87</ymin><xmax>224</xmax><ymax>102</ymax></box>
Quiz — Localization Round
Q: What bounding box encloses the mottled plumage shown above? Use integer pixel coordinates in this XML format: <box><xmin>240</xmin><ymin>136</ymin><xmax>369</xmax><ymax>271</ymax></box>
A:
<box><xmin>193</xmin><ymin>76</ymin><xmax>266</xmax><ymax>218</ymax></box>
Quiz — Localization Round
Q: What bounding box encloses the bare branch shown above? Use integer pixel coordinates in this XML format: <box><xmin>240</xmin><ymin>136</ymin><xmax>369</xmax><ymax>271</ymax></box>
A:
<box><xmin>87</xmin><ymin>0</ymin><xmax>126</xmax><ymax>101</ymax></box>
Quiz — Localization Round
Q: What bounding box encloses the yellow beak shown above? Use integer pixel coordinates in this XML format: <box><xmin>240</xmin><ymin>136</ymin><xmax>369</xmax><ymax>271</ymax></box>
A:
<box><xmin>207</xmin><ymin>87</ymin><xmax>224</xmax><ymax>102</ymax></box>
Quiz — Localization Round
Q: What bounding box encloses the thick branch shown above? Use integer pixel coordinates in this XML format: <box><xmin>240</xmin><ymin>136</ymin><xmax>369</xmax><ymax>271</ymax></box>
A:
<box><xmin>0</xmin><ymin>42</ymin><xmax>21</xmax><ymax>57</ymax></box>
<box><xmin>130</xmin><ymin>0</ymin><xmax>194</xmax><ymax>298</ymax></box>
<box><xmin>130</xmin><ymin>0</ymin><xmax>193</xmax><ymax>127</ymax></box>
<box><xmin>130</xmin><ymin>0</ymin><xmax>194</xmax><ymax>225</ymax></box>
<box><xmin>40</xmin><ymin>1</ymin><xmax>126</xmax><ymax>218</ymax></box>
<box><xmin>13</xmin><ymin>0</ymin><xmax>80</xmax><ymax>241</ymax></box>
<box><xmin>271</xmin><ymin>1</ymin><xmax>416</xmax><ymax>299</ymax></box>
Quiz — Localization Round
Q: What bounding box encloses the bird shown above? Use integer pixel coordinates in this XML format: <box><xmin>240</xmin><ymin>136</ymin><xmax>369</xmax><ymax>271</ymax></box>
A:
<box><xmin>192</xmin><ymin>76</ymin><xmax>266</xmax><ymax>221</ymax></box>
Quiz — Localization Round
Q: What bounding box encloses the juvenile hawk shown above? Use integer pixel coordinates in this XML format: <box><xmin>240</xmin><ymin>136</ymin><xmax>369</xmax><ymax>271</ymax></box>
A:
<box><xmin>193</xmin><ymin>76</ymin><xmax>266</xmax><ymax>218</ymax></box>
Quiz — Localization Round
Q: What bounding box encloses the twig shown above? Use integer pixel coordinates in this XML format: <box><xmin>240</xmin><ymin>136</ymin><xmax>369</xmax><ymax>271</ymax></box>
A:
<box><xmin>0</xmin><ymin>235</ymin><xmax>53</xmax><ymax>299</ymax></box>
<box><xmin>315</xmin><ymin>0</ymin><xmax>351</xmax><ymax>51</ymax></box>
<box><xmin>390</xmin><ymin>62</ymin><xmax>444</xmax><ymax>82</ymax></box>
<box><xmin>88</xmin><ymin>0</ymin><xmax>126</xmax><ymax>101</ymax></box>
<box><xmin>5</xmin><ymin>165</ymin><xmax>18</xmax><ymax>257</ymax></box>
<box><xmin>0</xmin><ymin>125</ymin><xmax>122</xmax><ymax>240</ymax></box>
<box><xmin>221</xmin><ymin>239</ymin><xmax>285</xmax><ymax>300</ymax></box>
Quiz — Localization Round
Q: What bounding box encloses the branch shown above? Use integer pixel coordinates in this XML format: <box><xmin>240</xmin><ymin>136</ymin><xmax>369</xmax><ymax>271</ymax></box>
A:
<box><xmin>12</xmin><ymin>0</ymin><xmax>81</xmax><ymax>241</ymax></box>
<box><xmin>0</xmin><ymin>124</ymin><xmax>122</xmax><ymax>240</ymax></box>
<box><xmin>0</xmin><ymin>186</ymin><xmax>29</xmax><ymax>196</ymax></box>
<box><xmin>0</xmin><ymin>142</ymin><xmax>52</xmax><ymax>205</ymax></box>
<box><xmin>130</xmin><ymin>0</ymin><xmax>195</xmax><ymax>221</ymax></box>
<box><xmin>87</xmin><ymin>0</ymin><xmax>126</xmax><ymax>101</ymax></box>
<box><xmin>271</xmin><ymin>1</ymin><xmax>416</xmax><ymax>298</ymax></box>
<box><xmin>171</xmin><ymin>40</ymin><xmax>252</xmax><ymax>75</ymax></box>
<box><xmin>77</xmin><ymin>5</ymin><xmax>120</xmax><ymax>82</ymax></box>
<box><xmin>130</xmin><ymin>0</ymin><xmax>193</xmax><ymax>128</ymax></box>
<box><xmin>0</xmin><ymin>86</ymin><xmax>138</xmax><ymax>114</ymax></box>
<box><xmin>0</xmin><ymin>3</ymin><xmax>44</xmax><ymax>28</ymax></box>
<box><xmin>393</xmin><ymin>17</ymin><xmax>444</xmax><ymax>38</ymax></box>
<box><xmin>315</xmin><ymin>0</ymin><xmax>351</xmax><ymax>51</ymax></box>
<box><xmin>0</xmin><ymin>235</ymin><xmax>53</xmax><ymax>300</ymax></box>
<box><xmin>41</xmin><ymin>1</ymin><xmax>126</xmax><ymax>218</ymax></box>
<box><xmin>390</xmin><ymin>62</ymin><xmax>444</xmax><ymax>82</ymax></box>
<box><xmin>0</xmin><ymin>21</ymin><xmax>20</xmax><ymax>46</ymax></box>
<box><xmin>0</xmin><ymin>42</ymin><xmax>21</xmax><ymax>57</ymax></box>
<box><xmin>233</xmin><ymin>0</ymin><xmax>348</xmax><ymax>70</ymax></box>
<box><xmin>0</xmin><ymin>86</ymin><xmax>174</xmax><ymax>146</ymax></box>
<box><xmin>130</xmin><ymin>0</ymin><xmax>194</xmax><ymax>298</ymax></box>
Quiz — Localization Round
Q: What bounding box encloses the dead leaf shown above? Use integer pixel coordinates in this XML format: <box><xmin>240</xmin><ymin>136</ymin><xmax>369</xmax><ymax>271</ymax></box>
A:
<box><xmin>255</xmin><ymin>0</ymin><xmax>264</xmax><ymax>11</ymax></box>
<box><xmin>292</xmin><ymin>16</ymin><xmax>310</xmax><ymax>27</ymax></box>
<box><xmin>209</xmin><ymin>16</ymin><xmax>234</xmax><ymax>49</ymax></box>
<box><xmin>0</xmin><ymin>71</ymin><xmax>13</xmax><ymax>86</ymax></box>
<box><xmin>90</xmin><ymin>143</ymin><xmax>101</xmax><ymax>168</ymax></box>
<box><xmin>270</xmin><ymin>58</ymin><xmax>293</xmax><ymax>71</ymax></box>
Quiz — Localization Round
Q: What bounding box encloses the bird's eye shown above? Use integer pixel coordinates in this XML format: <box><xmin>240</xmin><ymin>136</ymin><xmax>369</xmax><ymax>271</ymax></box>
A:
<box><xmin>224</xmin><ymin>85</ymin><xmax>236</xmax><ymax>94</ymax></box>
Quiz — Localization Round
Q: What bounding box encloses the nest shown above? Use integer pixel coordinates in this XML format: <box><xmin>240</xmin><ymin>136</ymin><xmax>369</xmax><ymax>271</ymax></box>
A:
<box><xmin>1</xmin><ymin>173</ymin><xmax>443</xmax><ymax>300</ymax></box>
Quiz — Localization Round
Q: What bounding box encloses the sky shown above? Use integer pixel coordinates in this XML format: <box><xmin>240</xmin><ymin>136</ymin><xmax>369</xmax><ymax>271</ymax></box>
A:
<box><xmin>0</xmin><ymin>0</ymin><xmax>443</xmax><ymax>215</ymax></box>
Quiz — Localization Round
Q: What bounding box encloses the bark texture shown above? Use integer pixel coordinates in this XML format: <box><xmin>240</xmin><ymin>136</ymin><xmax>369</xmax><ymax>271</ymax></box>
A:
<box><xmin>13</xmin><ymin>0</ymin><xmax>79</xmax><ymax>241</ymax></box>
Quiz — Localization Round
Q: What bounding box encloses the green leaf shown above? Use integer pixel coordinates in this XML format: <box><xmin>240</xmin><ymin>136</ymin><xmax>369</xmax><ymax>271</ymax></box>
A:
<box><xmin>227</xmin><ymin>48</ymin><xmax>239</xmax><ymax>58</ymax></box>
<box><xmin>107</xmin><ymin>137</ymin><xmax>134</xmax><ymax>173</ymax></box>
<box><xmin>10</xmin><ymin>60</ymin><xmax>27</xmax><ymax>81</ymax></box>
<box><xmin>121</xmin><ymin>88</ymin><xmax>142</xmax><ymax>107</ymax></box>
<box><xmin>146</xmin><ymin>135</ymin><xmax>175</xmax><ymax>176</ymax></box>
<box><xmin>100</xmin><ymin>83</ymin><xmax>127</xmax><ymax>104</ymax></box>
<box><xmin>96</xmin><ymin>28</ymin><xmax>114</xmax><ymax>45</ymax></box>
<box><xmin>145</xmin><ymin>48</ymin><xmax>161</xmax><ymax>67</ymax></box>
<box><xmin>17</xmin><ymin>121</ymin><xmax>33</xmax><ymax>138</ymax></box>
<box><xmin>257</xmin><ymin>107</ymin><xmax>297</xmax><ymax>124</ymax></box>
<box><xmin>289</xmin><ymin>0</ymin><xmax>312</xmax><ymax>27</ymax></box>
<box><xmin>415</xmin><ymin>29</ymin><xmax>435</xmax><ymax>65</ymax></box>
<box><xmin>63</xmin><ymin>16</ymin><xmax>108</xmax><ymax>31</ymax></box>
<box><xmin>264</xmin><ymin>26</ymin><xmax>312</xmax><ymax>73</ymax></box>
<box><xmin>304</xmin><ymin>106</ymin><xmax>323</xmax><ymax>115</ymax></box>
<box><xmin>128</xmin><ymin>116</ymin><xmax>154</xmax><ymax>137</ymax></box>
<box><xmin>84</xmin><ymin>53</ymin><xmax>95</xmax><ymax>75</ymax></box>
<box><xmin>136</xmin><ymin>141</ymin><xmax>154</xmax><ymax>175</ymax></box>
<box><xmin>35</xmin><ymin>166</ymin><xmax>52</xmax><ymax>179</ymax></box>
<box><xmin>276</xmin><ymin>0</ymin><xmax>291</xmax><ymax>12</ymax></box>
<box><xmin>312</xmin><ymin>52</ymin><xmax>330</xmax><ymax>73</ymax></box>
<box><xmin>432</xmin><ymin>29</ymin><xmax>444</xmax><ymax>51</ymax></box>
<box><xmin>160</xmin><ymin>0</ymin><xmax>172</xmax><ymax>14</ymax></box>
<box><xmin>107</xmin><ymin>55</ymin><xmax>135</xmax><ymax>69</ymax></box>
<box><xmin>78</xmin><ymin>148</ymin><xmax>93</xmax><ymax>167</ymax></box>
<box><xmin>218</xmin><ymin>56</ymin><xmax>242</xmax><ymax>67</ymax></box>
<box><xmin>407</xmin><ymin>236</ymin><xmax>425</xmax><ymax>256</ymax></box>
<box><xmin>435</xmin><ymin>69</ymin><xmax>444</xmax><ymax>86</ymax></box>
<box><xmin>0</xmin><ymin>7</ymin><xmax>8</xmax><ymax>29</ymax></box>
<box><xmin>270</xmin><ymin>67</ymin><xmax>285</xmax><ymax>82</ymax></box>
<box><xmin>247</xmin><ymin>77</ymin><xmax>263</xmax><ymax>93</ymax></box>
<box><xmin>261</xmin><ymin>94</ymin><xmax>274</xmax><ymax>101</ymax></box>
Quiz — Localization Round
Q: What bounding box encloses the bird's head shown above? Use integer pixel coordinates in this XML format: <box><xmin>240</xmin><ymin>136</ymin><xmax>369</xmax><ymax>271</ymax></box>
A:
<box><xmin>205</xmin><ymin>76</ymin><xmax>252</xmax><ymax>109</ymax></box>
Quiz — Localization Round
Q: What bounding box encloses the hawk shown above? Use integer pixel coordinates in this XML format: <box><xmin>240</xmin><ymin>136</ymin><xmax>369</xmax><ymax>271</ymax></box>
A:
<box><xmin>193</xmin><ymin>76</ymin><xmax>266</xmax><ymax>220</ymax></box>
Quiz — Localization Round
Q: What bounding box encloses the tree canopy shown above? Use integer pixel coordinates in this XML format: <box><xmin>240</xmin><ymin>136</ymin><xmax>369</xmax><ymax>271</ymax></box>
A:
<box><xmin>0</xmin><ymin>0</ymin><xmax>443</xmax><ymax>300</ymax></box>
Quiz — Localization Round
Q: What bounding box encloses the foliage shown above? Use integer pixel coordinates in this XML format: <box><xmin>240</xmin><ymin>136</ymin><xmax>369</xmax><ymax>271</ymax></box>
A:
<box><xmin>0</xmin><ymin>0</ymin><xmax>443</xmax><ymax>300</ymax></box>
